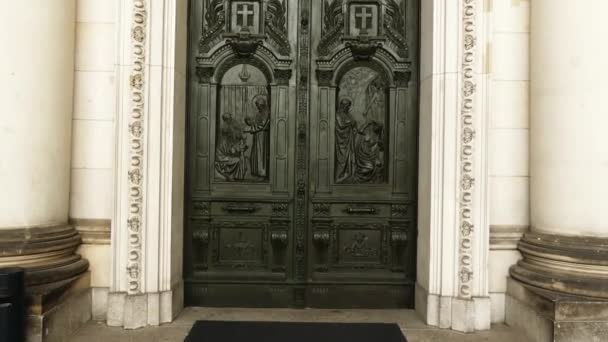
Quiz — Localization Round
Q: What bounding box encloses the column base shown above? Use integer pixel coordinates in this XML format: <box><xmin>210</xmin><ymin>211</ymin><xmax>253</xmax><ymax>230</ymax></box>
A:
<box><xmin>0</xmin><ymin>224</ymin><xmax>89</xmax><ymax>287</ymax></box>
<box><xmin>0</xmin><ymin>224</ymin><xmax>91</xmax><ymax>341</ymax></box>
<box><xmin>506</xmin><ymin>277</ymin><xmax>608</xmax><ymax>342</ymax></box>
<box><xmin>26</xmin><ymin>272</ymin><xmax>91</xmax><ymax>342</ymax></box>
<box><xmin>510</xmin><ymin>232</ymin><xmax>608</xmax><ymax>298</ymax></box>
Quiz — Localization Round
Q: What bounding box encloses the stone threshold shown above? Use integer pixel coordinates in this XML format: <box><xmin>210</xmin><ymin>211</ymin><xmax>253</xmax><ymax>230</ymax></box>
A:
<box><xmin>71</xmin><ymin>307</ymin><xmax>532</xmax><ymax>342</ymax></box>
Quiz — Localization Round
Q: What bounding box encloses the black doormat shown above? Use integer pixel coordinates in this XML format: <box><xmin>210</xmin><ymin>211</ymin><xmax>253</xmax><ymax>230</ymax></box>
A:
<box><xmin>185</xmin><ymin>321</ymin><xmax>407</xmax><ymax>342</ymax></box>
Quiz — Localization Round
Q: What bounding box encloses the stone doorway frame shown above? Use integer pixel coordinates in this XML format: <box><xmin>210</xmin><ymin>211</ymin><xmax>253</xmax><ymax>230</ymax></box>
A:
<box><xmin>109</xmin><ymin>0</ymin><xmax>491</xmax><ymax>333</ymax></box>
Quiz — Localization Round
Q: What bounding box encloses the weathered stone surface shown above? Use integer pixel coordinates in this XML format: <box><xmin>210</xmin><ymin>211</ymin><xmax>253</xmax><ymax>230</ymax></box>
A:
<box><xmin>511</xmin><ymin>232</ymin><xmax>608</xmax><ymax>299</ymax></box>
<box><xmin>69</xmin><ymin>308</ymin><xmax>531</xmax><ymax>342</ymax></box>
<box><xmin>506</xmin><ymin>278</ymin><xmax>608</xmax><ymax>342</ymax></box>
<box><xmin>26</xmin><ymin>273</ymin><xmax>91</xmax><ymax>342</ymax></box>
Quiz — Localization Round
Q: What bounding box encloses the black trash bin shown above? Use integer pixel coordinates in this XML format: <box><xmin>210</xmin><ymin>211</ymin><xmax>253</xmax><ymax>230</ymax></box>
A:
<box><xmin>0</xmin><ymin>267</ymin><xmax>25</xmax><ymax>342</ymax></box>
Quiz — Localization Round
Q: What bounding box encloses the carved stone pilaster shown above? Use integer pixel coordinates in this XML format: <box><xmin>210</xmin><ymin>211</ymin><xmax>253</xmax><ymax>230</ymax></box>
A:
<box><xmin>126</xmin><ymin>0</ymin><xmax>148</xmax><ymax>296</ymax></box>
<box><xmin>457</xmin><ymin>0</ymin><xmax>478</xmax><ymax>300</ymax></box>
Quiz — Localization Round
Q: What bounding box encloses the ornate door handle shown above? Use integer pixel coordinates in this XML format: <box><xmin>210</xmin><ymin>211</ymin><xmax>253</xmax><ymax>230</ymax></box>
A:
<box><xmin>222</xmin><ymin>206</ymin><xmax>258</xmax><ymax>213</ymax></box>
<box><xmin>346</xmin><ymin>207</ymin><xmax>376</xmax><ymax>214</ymax></box>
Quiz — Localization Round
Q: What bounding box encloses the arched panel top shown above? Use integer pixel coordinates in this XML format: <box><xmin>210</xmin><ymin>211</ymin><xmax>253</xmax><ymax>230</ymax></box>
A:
<box><xmin>221</xmin><ymin>63</ymin><xmax>269</xmax><ymax>85</ymax></box>
<box><xmin>316</xmin><ymin>46</ymin><xmax>411</xmax><ymax>88</ymax></box>
<box><xmin>196</xmin><ymin>44</ymin><xmax>292</xmax><ymax>85</ymax></box>
<box><xmin>216</xmin><ymin>56</ymin><xmax>274</xmax><ymax>85</ymax></box>
<box><xmin>334</xmin><ymin>59</ymin><xmax>393</xmax><ymax>89</ymax></box>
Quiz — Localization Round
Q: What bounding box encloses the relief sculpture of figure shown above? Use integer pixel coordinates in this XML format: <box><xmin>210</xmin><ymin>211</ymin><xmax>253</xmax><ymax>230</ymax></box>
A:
<box><xmin>215</xmin><ymin>113</ymin><xmax>248</xmax><ymax>181</ymax></box>
<box><xmin>354</xmin><ymin>109</ymin><xmax>384</xmax><ymax>183</ymax></box>
<box><xmin>335</xmin><ymin>98</ymin><xmax>358</xmax><ymax>183</ymax></box>
<box><xmin>244</xmin><ymin>95</ymin><xmax>270</xmax><ymax>179</ymax></box>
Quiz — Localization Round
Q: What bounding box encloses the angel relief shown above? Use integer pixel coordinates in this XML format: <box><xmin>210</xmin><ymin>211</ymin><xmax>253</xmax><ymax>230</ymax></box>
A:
<box><xmin>335</xmin><ymin>66</ymin><xmax>388</xmax><ymax>184</ymax></box>
<box><xmin>215</xmin><ymin>64</ymin><xmax>270</xmax><ymax>183</ymax></box>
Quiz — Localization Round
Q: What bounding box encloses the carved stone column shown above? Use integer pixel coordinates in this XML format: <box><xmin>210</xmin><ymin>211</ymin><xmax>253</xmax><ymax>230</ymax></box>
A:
<box><xmin>507</xmin><ymin>1</ymin><xmax>608</xmax><ymax>341</ymax></box>
<box><xmin>0</xmin><ymin>1</ymin><xmax>90</xmax><ymax>340</ymax></box>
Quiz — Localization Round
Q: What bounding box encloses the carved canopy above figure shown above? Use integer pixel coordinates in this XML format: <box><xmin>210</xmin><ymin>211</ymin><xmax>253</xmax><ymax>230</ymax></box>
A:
<box><xmin>316</xmin><ymin>0</ymin><xmax>411</xmax><ymax>87</ymax></box>
<box><xmin>199</xmin><ymin>0</ymin><xmax>291</xmax><ymax>56</ymax></box>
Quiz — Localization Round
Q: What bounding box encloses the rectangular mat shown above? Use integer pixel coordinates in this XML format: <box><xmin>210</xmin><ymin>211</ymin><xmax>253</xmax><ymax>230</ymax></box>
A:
<box><xmin>185</xmin><ymin>321</ymin><xmax>407</xmax><ymax>342</ymax></box>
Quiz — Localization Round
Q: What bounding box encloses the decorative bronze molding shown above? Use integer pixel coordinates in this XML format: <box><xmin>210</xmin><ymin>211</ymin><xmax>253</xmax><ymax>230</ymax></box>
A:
<box><xmin>192</xmin><ymin>200</ymin><xmax>211</xmax><ymax>216</ymax></box>
<box><xmin>199</xmin><ymin>0</ymin><xmax>226</xmax><ymax>53</ymax></box>
<box><xmin>274</xmin><ymin>69</ymin><xmax>292</xmax><ymax>85</ymax></box>
<box><xmin>316</xmin><ymin>70</ymin><xmax>334</xmax><ymax>87</ymax></box>
<box><xmin>391</xmin><ymin>231</ymin><xmax>408</xmax><ymax>246</ymax></box>
<box><xmin>384</xmin><ymin>0</ymin><xmax>409</xmax><ymax>58</ymax></box>
<box><xmin>265</xmin><ymin>0</ymin><xmax>291</xmax><ymax>56</ymax></box>
<box><xmin>193</xmin><ymin>229</ymin><xmax>210</xmax><ymax>244</ymax></box>
<box><xmin>294</xmin><ymin>0</ymin><xmax>311</xmax><ymax>283</ymax></box>
<box><xmin>313</xmin><ymin>231</ymin><xmax>331</xmax><ymax>246</ymax></box>
<box><xmin>345</xmin><ymin>40</ymin><xmax>382</xmax><ymax>61</ymax></box>
<box><xmin>313</xmin><ymin>203</ymin><xmax>331</xmax><ymax>217</ymax></box>
<box><xmin>271</xmin><ymin>202</ymin><xmax>290</xmax><ymax>217</ymax></box>
<box><xmin>318</xmin><ymin>0</ymin><xmax>344</xmax><ymax>57</ymax></box>
<box><xmin>394</xmin><ymin>71</ymin><xmax>411</xmax><ymax>87</ymax></box>
<box><xmin>196</xmin><ymin>67</ymin><xmax>214</xmax><ymax>83</ymax></box>
<box><xmin>271</xmin><ymin>230</ymin><xmax>288</xmax><ymax>246</ymax></box>
<box><xmin>225</xmin><ymin>32</ymin><xmax>264</xmax><ymax>57</ymax></box>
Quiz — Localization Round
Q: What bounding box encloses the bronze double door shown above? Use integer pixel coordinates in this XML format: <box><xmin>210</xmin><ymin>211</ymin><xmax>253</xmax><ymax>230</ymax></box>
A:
<box><xmin>184</xmin><ymin>0</ymin><xmax>419</xmax><ymax>308</ymax></box>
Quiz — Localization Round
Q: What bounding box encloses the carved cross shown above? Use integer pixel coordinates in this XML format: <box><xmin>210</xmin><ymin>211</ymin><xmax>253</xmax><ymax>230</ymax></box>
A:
<box><xmin>355</xmin><ymin>7</ymin><xmax>374</xmax><ymax>34</ymax></box>
<box><xmin>236</xmin><ymin>3</ymin><xmax>255</xmax><ymax>28</ymax></box>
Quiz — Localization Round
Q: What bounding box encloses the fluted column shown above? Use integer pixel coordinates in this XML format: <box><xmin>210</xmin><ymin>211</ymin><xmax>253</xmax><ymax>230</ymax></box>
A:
<box><xmin>0</xmin><ymin>1</ymin><xmax>87</xmax><ymax>290</ymax></box>
<box><xmin>510</xmin><ymin>0</ymin><xmax>608</xmax><ymax>298</ymax></box>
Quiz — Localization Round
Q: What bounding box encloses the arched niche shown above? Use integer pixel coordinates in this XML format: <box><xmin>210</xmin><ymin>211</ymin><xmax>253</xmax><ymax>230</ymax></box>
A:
<box><xmin>313</xmin><ymin>55</ymin><xmax>416</xmax><ymax>197</ymax></box>
<box><xmin>191</xmin><ymin>49</ymin><xmax>293</xmax><ymax>194</ymax></box>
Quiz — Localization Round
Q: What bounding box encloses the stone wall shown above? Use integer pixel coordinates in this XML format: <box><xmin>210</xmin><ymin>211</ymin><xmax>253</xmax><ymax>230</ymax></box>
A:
<box><xmin>70</xmin><ymin>0</ymin><xmax>116</xmax><ymax>320</ymax></box>
<box><xmin>487</xmin><ymin>0</ymin><xmax>530</xmax><ymax>323</ymax></box>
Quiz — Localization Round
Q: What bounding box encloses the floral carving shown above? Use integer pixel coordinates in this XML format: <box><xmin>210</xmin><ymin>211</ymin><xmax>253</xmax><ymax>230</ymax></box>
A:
<box><xmin>266</xmin><ymin>0</ymin><xmax>291</xmax><ymax>55</ymax></box>
<box><xmin>318</xmin><ymin>0</ymin><xmax>344</xmax><ymax>56</ymax></box>
<box><xmin>458</xmin><ymin>0</ymin><xmax>478</xmax><ymax>299</ymax></box>
<box><xmin>132</xmin><ymin>26</ymin><xmax>145</xmax><ymax>42</ymax></box>
<box><xmin>126</xmin><ymin>0</ymin><xmax>147</xmax><ymax>295</ymax></box>
<box><xmin>384</xmin><ymin>0</ymin><xmax>409</xmax><ymax>58</ymax></box>
<box><xmin>199</xmin><ymin>0</ymin><xmax>225</xmax><ymax>53</ymax></box>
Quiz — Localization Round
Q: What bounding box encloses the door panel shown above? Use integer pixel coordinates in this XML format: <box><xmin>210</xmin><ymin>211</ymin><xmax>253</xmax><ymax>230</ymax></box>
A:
<box><xmin>185</xmin><ymin>0</ymin><xmax>418</xmax><ymax>308</ymax></box>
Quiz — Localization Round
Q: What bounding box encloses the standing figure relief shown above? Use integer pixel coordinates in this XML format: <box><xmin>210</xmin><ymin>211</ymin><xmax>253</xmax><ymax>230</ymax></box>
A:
<box><xmin>335</xmin><ymin>67</ymin><xmax>387</xmax><ymax>184</ymax></box>
<box><xmin>214</xmin><ymin>63</ymin><xmax>271</xmax><ymax>183</ymax></box>
<box><xmin>244</xmin><ymin>95</ymin><xmax>271</xmax><ymax>179</ymax></box>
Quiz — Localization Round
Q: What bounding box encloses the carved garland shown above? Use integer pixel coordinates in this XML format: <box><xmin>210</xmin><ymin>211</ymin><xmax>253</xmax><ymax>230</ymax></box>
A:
<box><xmin>458</xmin><ymin>0</ymin><xmax>477</xmax><ymax>299</ymax></box>
<box><xmin>126</xmin><ymin>0</ymin><xmax>147</xmax><ymax>295</ymax></box>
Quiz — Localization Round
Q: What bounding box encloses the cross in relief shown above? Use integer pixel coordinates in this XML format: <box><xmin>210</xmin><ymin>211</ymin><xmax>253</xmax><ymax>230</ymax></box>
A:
<box><xmin>355</xmin><ymin>7</ymin><xmax>374</xmax><ymax>35</ymax></box>
<box><xmin>236</xmin><ymin>3</ymin><xmax>255</xmax><ymax>28</ymax></box>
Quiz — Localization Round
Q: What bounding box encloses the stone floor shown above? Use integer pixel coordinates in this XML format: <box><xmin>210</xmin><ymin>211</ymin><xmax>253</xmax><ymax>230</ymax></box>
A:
<box><xmin>69</xmin><ymin>308</ymin><xmax>530</xmax><ymax>342</ymax></box>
